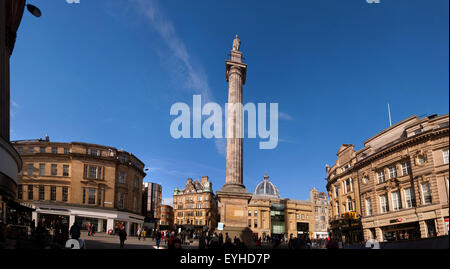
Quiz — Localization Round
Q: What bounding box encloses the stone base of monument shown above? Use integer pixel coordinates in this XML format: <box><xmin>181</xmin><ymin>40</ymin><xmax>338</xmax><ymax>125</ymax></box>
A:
<box><xmin>216</xmin><ymin>226</ymin><xmax>255</xmax><ymax>248</ymax></box>
<box><xmin>216</xmin><ymin>186</ymin><xmax>254</xmax><ymax>247</ymax></box>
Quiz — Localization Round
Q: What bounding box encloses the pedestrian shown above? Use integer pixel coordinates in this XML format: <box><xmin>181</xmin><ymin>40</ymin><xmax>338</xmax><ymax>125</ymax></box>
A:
<box><xmin>155</xmin><ymin>230</ymin><xmax>161</xmax><ymax>249</ymax></box>
<box><xmin>69</xmin><ymin>222</ymin><xmax>81</xmax><ymax>240</ymax></box>
<box><xmin>119</xmin><ymin>226</ymin><xmax>127</xmax><ymax>249</ymax></box>
<box><xmin>142</xmin><ymin>228</ymin><xmax>147</xmax><ymax>241</ymax></box>
<box><xmin>88</xmin><ymin>223</ymin><xmax>91</xmax><ymax>236</ymax></box>
<box><xmin>137</xmin><ymin>226</ymin><xmax>142</xmax><ymax>240</ymax></box>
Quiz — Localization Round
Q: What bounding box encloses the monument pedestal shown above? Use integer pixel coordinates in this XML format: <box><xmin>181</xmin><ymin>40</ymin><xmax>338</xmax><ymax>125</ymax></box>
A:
<box><xmin>217</xmin><ymin>185</ymin><xmax>254</xmax><ymax>247</ymax></box>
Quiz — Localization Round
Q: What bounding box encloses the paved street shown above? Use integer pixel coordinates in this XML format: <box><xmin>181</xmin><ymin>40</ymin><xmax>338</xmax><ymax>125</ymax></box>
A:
<box><xmin>80</xmin><ymin>232</ymin><xmax>200</xmax><ymax>249</ymax></box>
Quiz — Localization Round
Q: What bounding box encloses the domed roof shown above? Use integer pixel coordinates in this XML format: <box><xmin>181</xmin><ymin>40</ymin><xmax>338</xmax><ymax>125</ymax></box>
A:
<box><xmin>254</xmin><ymin>174</ymin><xmax>280</xmax><ymax>198</ymax></box>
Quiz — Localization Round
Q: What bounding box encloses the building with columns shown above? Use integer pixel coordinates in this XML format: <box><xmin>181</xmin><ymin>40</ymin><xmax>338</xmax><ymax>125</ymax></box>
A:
<box><xmin>173</xmin><ymin>177</ymin><xmax>218</xmax><ymax>231</ymax></box>
<box><xmin>12</xmin><ymin>137</ymin><xmax>146</xmax><ymax>236</ymax></box>
<box><xmin>326</xmin><ymin>114</ymin><xmax>449</xmax><ymax>243</ymax></box>
<box><xmin>247</xmin><ymin>174</ymin><xmax>329</xmax><ymax>240</ymax></box>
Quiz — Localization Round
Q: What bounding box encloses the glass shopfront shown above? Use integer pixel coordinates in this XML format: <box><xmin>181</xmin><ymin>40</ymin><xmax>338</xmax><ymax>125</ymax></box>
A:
<box><xmin>381</xmin><ymin>222</ymin><xmax>421</xmax><ymax>242</ymax></box>
<box><xmin>270</xmin><ymin>203</ymin><xmax>286</xmax><ymax>237</ymax></box>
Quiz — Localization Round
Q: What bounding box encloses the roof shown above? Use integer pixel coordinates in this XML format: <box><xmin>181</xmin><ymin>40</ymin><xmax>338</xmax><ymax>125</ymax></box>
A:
<box><xmin>253</xmin><ymin>174</ymin><xmax>280</xmax><ymax>199</ymax></box>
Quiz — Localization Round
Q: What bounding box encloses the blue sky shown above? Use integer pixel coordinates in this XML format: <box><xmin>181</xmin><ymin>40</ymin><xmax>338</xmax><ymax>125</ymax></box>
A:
<box><xmin>10</xmin><ymin>0</ymin><xmax>449</xmax><ymax>201</ymax></box>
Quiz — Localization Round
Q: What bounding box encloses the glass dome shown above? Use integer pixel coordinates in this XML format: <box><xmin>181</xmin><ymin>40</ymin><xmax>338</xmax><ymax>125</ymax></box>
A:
<box><xmin>253</xmin><ymin>174</ymin><xmax>280</xmax><ymax>198</ymax></box>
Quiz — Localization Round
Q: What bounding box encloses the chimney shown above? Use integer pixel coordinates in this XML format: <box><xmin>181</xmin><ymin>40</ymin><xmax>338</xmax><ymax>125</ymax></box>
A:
<box><xmin>201</xmin><ymin>176</ymin><xmax>209</xmax><ymax>183</ymax></box>
<box><xmin>45</xmin><ymin>134</ymin><xmax>49</xmax><ymax>142</ymax></box>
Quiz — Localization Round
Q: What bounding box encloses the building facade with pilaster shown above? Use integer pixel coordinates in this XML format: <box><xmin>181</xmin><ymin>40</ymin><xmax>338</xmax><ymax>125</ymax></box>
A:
<box><xmin>12</xmin><ymin>137</ymin><xmax>146</xmax><ymax>236</ymax></box>
<box><xmin>327</xmin><ymin>114</ymin><xmax>449</xmax><ymax>243</ymax></box>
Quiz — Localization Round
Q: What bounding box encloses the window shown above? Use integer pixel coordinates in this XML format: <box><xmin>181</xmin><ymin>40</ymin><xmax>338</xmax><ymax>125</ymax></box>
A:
<box><xmin>28</xmin><ymin>185</ymin><xmax>33</xmax><ymax>200</ymax></box>
<box><xmin>377</xmin><ymin>171</ymin><xmax>385</xmax><ymax>183</ymax></box>
<box><xmin>335</xmin><ymin>203</ymin><xmax>340</xmax><ymax>216</ymax></box>
<box><xmin>40</xmin><ymin>147</ymin><xmax>46</xmax><ymax>153</ymax></box>
<box><xmin>346</xmin><ymin>179</ymin><xmax>351</xmax><ymax>192</ymax></box>
<box><xmin>315</xmin><ymin>207</ymin><xmax>319</xmax><ymax>213</ymax></box>
<box><xmin>90</xmin><ymin>148</ymin><xmax>98</xmax><ymax>156</ymax></box>
<box><xmin>51</xmin><ymin>164</ymin><xmax>57</xmax><ymax>176</ymax></box>
<box><xmin>365</xmin><ymin>198</ymin><xmax>372</xmax><ymax>216</ymax></box>
<box><xmin>51</xmin><ymin>147</ymin><xmax>58</xmax><ymax>154</ymax></box>
<box><xmin>27</xmin><ymin>164</ymin><xmax>34</xmax><ymax>176</ymax></box>
<box><xmin>347</xmin><ymin>198</ymin><xmax>353</xmax><ymax>211</ymax></box>
<box><xmin>421</xmin><ymin>182</ymin><xmax>432</xmax><ymax>205</ymax></box>
<box><xmin>62</xmin><ymin>187</ymin><xmax>68</xmax><ymax>202</ymax></box>
<box><xmin>296</xmin><ymin>214</ymin><xmax>299</xmax><ymax>220</ymax></box>
<box><xmin>363</xmin><ymin>176</ymin><xmax>369</xmax><ymax>184</ymax></box>
<box><xmin>64</xmin><ymin>148</ymin><xmax>70</xmax><ymax>154</ymax></box>
<box><xmin>379</xmin><ymin>194</ymin><xmax>388</xmax><ymax>213</ymax></box>
<box><xmin>334</xmin><ymin>186</ymin><xmax>338</xmax><ymax>197</ymax></box>
<box><xmin>306</xmin><ymin>215</ymin><xmax>309</xmax><ymax>220</ymax></box>
<box><xmin>50</xmin><ymin>186</ymin><xmax>56</xmax><ymax>201</ymax></box>
<box><xmin>134</xmin><ymin>177</ymin><xmax>139</xmax><ymax>188</ymax></box>
<box><xmin>17</xmin><ymin>147</ymin><xmax>23</xmax><ymax>154</ymax></box>
<box><xmin>88</xmin><ymin>188</ymin><xmax>96</xmax><ymax>204</ymax></box>
<box><xmin>301</xmin><ymin>214</ymin><xmax>305</xmax><ymax>220</ymax></box>
<box><xmin>443</xmin><ymin>149</ymin><xmax>449</xmax><ymax>164</ymax></box>
<box><xmin>119</xmin><ymin>172</ymin><xmax>126</xmax><ymax>184</ymax></box>
<box><xmin>120</xmin><ymin>156</ymin><xmax>126</xmax><ymax>163</ymax></box>
<box><xmin>418</xmin><ymin>155</ymin><xmax>426</xmax><ymax>165</ymax></box>
<box><xmin>17</xmin><ymin>185</ymin><xmax>23</xmax><ymax>200</ymax></box>
<box><xmin>401</xmin><ymin>162</ymin><xmax>411</xmax><ymax>176</ymax></box>
<box><xmin>254</xmin><ymin>210</ymin><xmax>258</xmax><ymax>217</ymax></box>
<box><xmin>248</xmin><ymin>219</ymin><xmax>251</xmax><ymax>228</ymax></box>
<box><xmin>391</xmin><ymin>191</ymin><xmax>402</xmax><ymax>211</ymax></box>
<box><xmin>39</xmin><ymin>185</ymin><xmax>45</xmax><ymax>201</ymax></box>
<box><xmin>248</xmin><ymin>210</ymin><xmax>252</xmax><ymax>217</ymax></box>
<box><xmin>404</xmin><ymin>187</ymin><xmax>415</xmax><ymax>208</ymax></box>
<box><xmin>28</xmin><ymin>147</ymin><xmax>34</xmax><ymax>153</ymax></box>
<box><xmin>254</xmin><ymin>219</ymin><xmax>258</xmax><ymax>228</ymax></box>
<box><xmin>39</xmin><ymin>164</ymin><xmax>45</xmax><ymax>176</ymax></box>
<box><xmin>81</xmin><ymin>188</ymin><xmax>88</xmax><ymax>204</ymax></box>
<box><xmin>63</xmin><ymin>165</ymin><xmax>69</xmax><ymax>177</ymax></box>
<box><xmin>389</xmin><ymin>167</ymin><xmax>397</xmax><ymax>179</ymax></box>
<box><xmin>118</xmin><ymin>192</ymin><xmax>124</xmax><ymax>209</ymax></box>
<box><xmin>89</xmin><ymin>166</ymin><xmax>97</xmax><ymax>178</ymax></box>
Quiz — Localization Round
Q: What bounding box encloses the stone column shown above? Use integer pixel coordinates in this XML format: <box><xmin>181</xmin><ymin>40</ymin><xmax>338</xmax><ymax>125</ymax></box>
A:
<box><xmin>125</xmin><ymin>221</ymin><xmax>131</xmax><ymax>236</ymax></box>
<box><xmin>419</xmin><ymin>220</ymin><xmax>428</xmax><ymax>238</ymax></box>
<box><xmin>31</xmin><ymin>211</ymin><xmax>38</xmax><ymax>227</ymax></box>
<box><xmin>216</xmin><ymin>36</ymin><xmax>252</xmax><ymax>246</ymax></box>
<box><xmin>97</xmin><ymin>219</ymin><xmax>103</xmax><ymax>233</ymax></box>
<box><xmin>69</xmin><ymin>215</ymin><xmax>76</xmax><ymax>226</ymax></box>
<box><xmin>106</xmin><ymin>219</ymin><xmax>114</xmax><ymax>234</ymax></box>
<box><xmin>375</xmin><ymin>227</ymin><xmax>383</xmax><ymax>242</ymax></box>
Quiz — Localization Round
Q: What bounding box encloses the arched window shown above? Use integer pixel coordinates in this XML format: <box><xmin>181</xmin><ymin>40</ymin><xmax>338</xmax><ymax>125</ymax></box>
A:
<box><xmin>347</xmin><ymin>197</ymin><xmax>353</xmax><ymax>211</ymax></box>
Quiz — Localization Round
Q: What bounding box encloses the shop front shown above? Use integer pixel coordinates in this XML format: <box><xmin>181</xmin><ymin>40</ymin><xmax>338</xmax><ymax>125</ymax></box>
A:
<box><xmin>330</xmin><ymin>217</ymin><xmax>363</xmax><ymax>244</ymax></box>
<box><xmin>381</xmin><ymin>221</ymin><xmax>421</xmax><ymax>242</ymax></box>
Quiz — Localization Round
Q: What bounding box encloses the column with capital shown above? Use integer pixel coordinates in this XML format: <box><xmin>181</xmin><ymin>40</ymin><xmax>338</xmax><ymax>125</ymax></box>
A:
<box><xmin>216</xmin><ymin>35</ymin><xmax>253</xmax><ymax>246</ymax></box>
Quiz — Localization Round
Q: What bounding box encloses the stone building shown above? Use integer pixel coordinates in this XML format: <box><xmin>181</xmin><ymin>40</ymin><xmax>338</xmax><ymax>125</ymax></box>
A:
<box><xmin>12</xmin><ymin>137</ymin><xmax>146</xmax><ymax>235</ymax></box>
<box><xmin>173</xmin><ymin>176</ymin><xmax>218</xmax><ymax>231</ymax></box>
<box><xmin>142</xmin><ymin>182</ymin><xmax>162</xmax><ymax>228</ymax></box>
<box><xmin>326</xmin><ymin>114</ymin><xmax>449</xmax><ymax>243</ymax></box>
<box><xmin>159</xmin><ymin>204</ymin><xmax>174</xmax><ymax>230</ymax></box>
<box><xmin>247</xmin><ymin>174</ymin><xmax>330</xmax><ymax>240</ymax></box>
<box><xmin>0</xmin><ymin>0</ymin><xmax>26</xmax><ymax>225</ymax></box>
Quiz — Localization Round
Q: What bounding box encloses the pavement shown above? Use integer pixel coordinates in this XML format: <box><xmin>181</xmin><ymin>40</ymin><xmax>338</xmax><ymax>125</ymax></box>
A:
<box><xmin>80</xmin><ymin>232</ymin><xmax>199</xmax><ymax>249</ymax></box>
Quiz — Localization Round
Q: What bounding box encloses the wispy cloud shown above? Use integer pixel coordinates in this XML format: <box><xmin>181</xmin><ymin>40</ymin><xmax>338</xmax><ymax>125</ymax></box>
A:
<box><xmin>279</xmin><ymin>112</ymin><xmax>293</xmax><ymax>121</ymax></box>
<box><xmin>130</xmin><ymin>0</ymin><xmax>213</xmax><ymax>102</ymax></box>
<box><xmin>10</xmin><ymin>100</ymin><xmax>20</xmax><ymax>119</ymax></box>
<box><xmin>130</xmin><ymin>0</ymin><xmax>227</xmax><ymax>156</ymax></box>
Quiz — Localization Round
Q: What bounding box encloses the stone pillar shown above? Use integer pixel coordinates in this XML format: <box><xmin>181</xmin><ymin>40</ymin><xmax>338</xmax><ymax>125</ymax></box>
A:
<box><xmin>216</xmin><ymin>36</ymin><xmax>252</xmax><ymax>246</ymax></box>
<box><xmin>363</xmin><ymin>229</ymin><xmax>371</xmax><ymax>241</ymax></box>
<box><xmin>97</xmin><ymin>219</ymin><xmax>103</xmax><ymax>233</ymax></box>
<box><xmin>375</xmin><ymin>227</ymin><xmax>383</xmax><ymax>242</ymax></box>
<box><xmin>106</xmin><ymin>219</ymin><xmax>114</xmax><ymax>234</ymax></box>
<box><xmin>31</xmin><ymin>211</ymin><xmax>37</xmax><ymax>227</ymax></box>
<box><xmin>125</xmin><ymin>221</ymin><xmax>131</xmax><ymax>236</ymax></box>
<box><xmin>69</xmin><ymin>215</ymin><xmax>76</xmax><ymax>226</ymax></box>
<box><xmin>419</xmin><ymin>220</ymin><xmax>428</xmax><ymax>238</ymax></box>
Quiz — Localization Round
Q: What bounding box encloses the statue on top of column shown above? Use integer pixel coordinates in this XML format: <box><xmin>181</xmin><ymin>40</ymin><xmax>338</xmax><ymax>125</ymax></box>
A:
<box><xmin>232</xmin><ymin>34</ymin><xmax>241</xmax><ymax>52</ymax></box>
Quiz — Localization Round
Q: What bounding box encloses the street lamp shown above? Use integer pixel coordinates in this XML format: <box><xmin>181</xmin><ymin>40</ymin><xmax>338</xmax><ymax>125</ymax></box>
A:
<box><xmin>26</xmin><ymin>4</ymin><xmax>41</xmax><ymax>18</ymax></box>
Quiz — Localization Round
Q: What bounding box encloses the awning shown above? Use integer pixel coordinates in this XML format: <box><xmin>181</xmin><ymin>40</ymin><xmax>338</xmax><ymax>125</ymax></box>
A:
<box><xmin>7</xmin><ymin>200</ymin><xmax>35</xmax><ymax>212</ymax></box>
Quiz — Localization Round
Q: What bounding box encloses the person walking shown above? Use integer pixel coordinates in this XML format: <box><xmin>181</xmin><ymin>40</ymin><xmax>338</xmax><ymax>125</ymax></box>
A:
<box><xmin>155</xmin><ymin>230</ymin><xmax>161</xmax><ymax>249</ymax></box>
<box><xmin>69</xmin><ymin>222</ymin><xmax>80</xmax><ymax>240</ymax></box>
<box><xmin>137</xmin><ymin>226</ymin><xmax>142</xmax><ymax>240</ymax></box>
<box><xmin>142</xmin><ymin>228</ymin><xmax>147</xmax><ymax>241</ymax></box>
<box><xmin>118</xmin><ymin>226</ymin><xmax>127</xmax><ymax>249</ymax></box>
